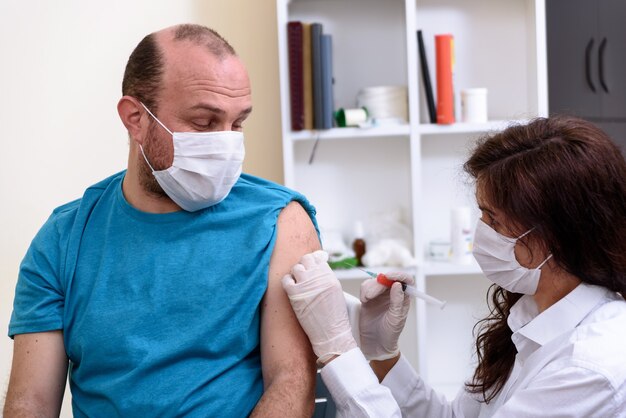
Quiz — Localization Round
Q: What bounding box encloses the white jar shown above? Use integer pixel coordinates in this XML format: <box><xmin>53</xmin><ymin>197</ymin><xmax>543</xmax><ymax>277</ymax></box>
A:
<box><xmin>461</xmin><ymin>88</ymin><xmax>488</xmax><ymax>123</ymax></box>
<box><xmin>428</xmin><ymin>239</ymin><xmax>451</xmax><ymax>261</ymax></box>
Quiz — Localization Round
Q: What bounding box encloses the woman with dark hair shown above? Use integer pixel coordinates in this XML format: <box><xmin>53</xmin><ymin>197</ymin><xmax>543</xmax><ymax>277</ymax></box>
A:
<box><xmin>282</xmin><ymin>116</ymin><xmax>626</xmax><ymax>417</ymax></box>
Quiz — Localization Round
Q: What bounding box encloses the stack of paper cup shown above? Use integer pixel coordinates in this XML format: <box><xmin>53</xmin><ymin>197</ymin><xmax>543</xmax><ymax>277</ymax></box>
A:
<box><xmin>356</xmin><ymin>86</ymin><xmax>408</xmax><ymax>125</ymax></box>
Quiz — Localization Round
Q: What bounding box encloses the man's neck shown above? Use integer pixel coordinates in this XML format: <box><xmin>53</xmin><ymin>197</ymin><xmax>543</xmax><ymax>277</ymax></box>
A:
<box><xmin>122</xmin><ymin>163</ymin><xmax>181</xmax><ymax>214</ymax></box>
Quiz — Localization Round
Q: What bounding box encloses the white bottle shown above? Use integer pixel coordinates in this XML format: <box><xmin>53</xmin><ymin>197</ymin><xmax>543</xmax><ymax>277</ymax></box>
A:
<box><xmin>450</xmin><ymin>207</ymin><xmax>473</xmax><ymax>264</ymax></box>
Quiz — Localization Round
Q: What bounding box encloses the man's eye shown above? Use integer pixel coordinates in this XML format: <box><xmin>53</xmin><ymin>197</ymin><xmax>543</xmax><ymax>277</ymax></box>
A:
<box><xmin>232</xmin><ymin>118</ymin><xmax>247</xmax><ymax>131</ymax></box>
<box><xmin>193</xmin><ymin>120</ymin><xmax>215</xmax><ymax>130</ymax></box>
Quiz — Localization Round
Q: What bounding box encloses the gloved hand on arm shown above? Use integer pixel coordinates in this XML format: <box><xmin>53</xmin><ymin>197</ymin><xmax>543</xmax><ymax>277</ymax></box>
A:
<box><xmin>281</xmin><ymin>250</ymin><xmax>358</xmax><ymax>365</ymax></box>
<box><xmin>359</xmin><ymin>273</ymin><xmax>413</xmax><ymax>361</ymax></box>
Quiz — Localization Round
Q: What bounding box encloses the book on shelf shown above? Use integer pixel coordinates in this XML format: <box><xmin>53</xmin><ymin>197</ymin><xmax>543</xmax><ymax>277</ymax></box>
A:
<box><xmin>287</xmin><ymin>21</ymin><xmax>334</xmax><ymax>132</ymax></box>
<box><xmin>311</xmin><ymin>22</ymin><xmax>324</xmax><ymax>130</ymax></box>
<box><xmin>417</xmin><ymin>30</ymin><xmax>437</xmax><ymax>124</ymax></box>
<box><xmin>435</xmin><ymin>34</ymin><xmax>455</xmax><ymax>125</ymax></box>
<box><xmin>287</xmin><ymin>21</ymin><xmax>304</xmax><ymax>131</ymax></box>
<box><xmin>320</xmin><ymin>34</ymin><xmax>334</xmax><ymax>129</ymax></box>
<box><xmin>302</xmin><ymin>23</ymin><xmax>314</xmax><ymax>130</ymax></box>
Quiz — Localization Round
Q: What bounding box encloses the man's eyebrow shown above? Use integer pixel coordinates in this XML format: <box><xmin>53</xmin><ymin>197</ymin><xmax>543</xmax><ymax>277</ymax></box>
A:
<box><xmin>238</xmin><ymin>107</ymin><xmax>253</xmax><ymax>118</ymax></box>
<box><xmin>190</xmin><ymin>104</ymin><xmax>225</xmax><ymax>114</ymax></box>
<box><xmin>189</xmin><ymin>104</ymin><xmax>253</xmax><ymax>118</ymax></box>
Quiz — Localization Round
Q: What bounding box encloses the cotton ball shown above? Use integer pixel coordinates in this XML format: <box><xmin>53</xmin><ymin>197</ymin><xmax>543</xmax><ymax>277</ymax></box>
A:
<box><xmin>362</xmin><ymin>239</ymin><xmax>417</xmax><ymax>268</ymax></box>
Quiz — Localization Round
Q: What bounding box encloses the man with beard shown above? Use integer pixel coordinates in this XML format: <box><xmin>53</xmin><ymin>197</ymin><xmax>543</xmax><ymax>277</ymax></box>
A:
<box><xmin>4</xmin><ymin>24</ymin><xmax>319</xmax><ymax>417</ymax></box>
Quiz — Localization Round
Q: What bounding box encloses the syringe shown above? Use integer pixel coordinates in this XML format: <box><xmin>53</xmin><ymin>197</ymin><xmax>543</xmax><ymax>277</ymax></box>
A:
<box><xmin>355</xmin><ymin>267</ymin><xmax>447</xmax><ymax>309</ymax></box>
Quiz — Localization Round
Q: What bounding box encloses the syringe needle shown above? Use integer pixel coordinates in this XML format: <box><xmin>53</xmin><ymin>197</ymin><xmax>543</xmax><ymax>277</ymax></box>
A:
<box><xmin>401</xmin><ymin>285</ymin><xmax>447</xmax><ymax>309</ymax></box>
<box><xmin>337</xmin><ymin>263</ymin><xmax>447</xmax><ymax>309</ymax></box>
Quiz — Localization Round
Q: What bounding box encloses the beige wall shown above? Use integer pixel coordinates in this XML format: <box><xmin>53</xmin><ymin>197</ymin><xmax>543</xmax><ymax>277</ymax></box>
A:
<box><xmin>0</xmin><ymin>1</ymin><xmax>282</xmax><ymax>415</ymax></box>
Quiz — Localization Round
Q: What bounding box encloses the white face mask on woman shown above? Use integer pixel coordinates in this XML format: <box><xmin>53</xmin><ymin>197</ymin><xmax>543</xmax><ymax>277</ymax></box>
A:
<box><xmin>472</xmin><ymin>219</ymin><xmax>552</xmax><ymax>295</ymax></box>
<box><xmin>139</xmin><ymin>103</ymin><xmax>245</xmax><ymax>212</ymax></box>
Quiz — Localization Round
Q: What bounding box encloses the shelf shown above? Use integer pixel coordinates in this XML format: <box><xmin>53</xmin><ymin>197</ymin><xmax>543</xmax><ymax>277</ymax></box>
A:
<box><xmin>290</xmin><ymin>124</ymin><xmax>410</xmax><ymax>141</ymax></box>
<box><xmin>417</xmin><ymin>120</ymin><xmax>526</xmax><ymax>136</ymax></box>
<box><xmin>289</xmin><ymin>120</ymin><xmax>526</xmax><ymax>141</ymax></box>
<box><xmin>333</xmin><ymin>262</ymin><xmax>482</xmax><ymax>280</ymax></box>
<box><xmin>278</xmin><ymin>0</ymin><xmax>547</xmax><ymax>387</ymax></box>
<box><xmin>333</xmin><ymin>265</ymin><xmax>417</xmax><ymax>281</ymax></box>
<box><xmin>423</xmin><ymin>259</ymin><xmax>483</xmax><ymax>277</ymax></box>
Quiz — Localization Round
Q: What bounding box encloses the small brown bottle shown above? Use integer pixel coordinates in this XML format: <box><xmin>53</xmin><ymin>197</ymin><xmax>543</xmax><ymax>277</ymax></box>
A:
<box><xmin>352</xmin><ymin>221</ymin><xmax>366</xmax><ymax>266</ymax></box>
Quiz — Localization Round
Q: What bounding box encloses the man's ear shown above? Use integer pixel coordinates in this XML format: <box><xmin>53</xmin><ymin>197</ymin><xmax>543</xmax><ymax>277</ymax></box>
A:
<box><xmin>118</xmin><ymin>96</ymin><xmax>145</xmax><ymax>145</ymax></box>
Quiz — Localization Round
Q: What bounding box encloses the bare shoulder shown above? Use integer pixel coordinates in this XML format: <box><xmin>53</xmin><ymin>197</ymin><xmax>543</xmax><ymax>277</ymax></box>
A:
<box><xmin>274</xmin><ymin>200</ymin><xmax>319</xmax><ymax>260</ymax></box>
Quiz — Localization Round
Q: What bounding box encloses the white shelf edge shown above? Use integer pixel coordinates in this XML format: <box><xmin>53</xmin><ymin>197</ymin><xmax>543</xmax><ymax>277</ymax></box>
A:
<box><xmin>289</xmin><ymin>120</ymin><xmax>533</xmax><ymax>140</ymax></box>
<box><xmin>333</xmin><ymin>261</ymin><xmax>483</xmax><ymax>280</ymax></box>
<box><xmin>333</xmin><ymin>265</ymin><xmax>417</xmax><ymax>281</ymax></box>
<box><xmin>417</xmin><ymin>119</ymin><xmax>530</xmax><ymax>135</ymax></box>
<box><xmin>423</xmin><ymin>259</ymin><xmax>483</xmax><ymax>277</ymax></box>
<box><xmin>290</xmin><ymin>124</ymin><xmax>411</xmax><ymax>141</ymax></box>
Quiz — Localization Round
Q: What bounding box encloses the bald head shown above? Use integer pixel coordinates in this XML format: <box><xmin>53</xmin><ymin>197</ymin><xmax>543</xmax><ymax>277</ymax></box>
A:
<box><xmin>121</xmin><ymin>24</ymin><xmax>237</xmax><ymax>112</ymax></box>
<box><xmin>169</xmin><ymin>24</ymin><xmax>235</xmax><ymax>57</ymax></box>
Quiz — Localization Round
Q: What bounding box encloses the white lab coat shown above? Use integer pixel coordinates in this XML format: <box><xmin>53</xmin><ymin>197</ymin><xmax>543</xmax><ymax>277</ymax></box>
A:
<box><xmin>321</xmin><ymin>283</ymin><xmax>626</xmax><ymax>417</ymax></box>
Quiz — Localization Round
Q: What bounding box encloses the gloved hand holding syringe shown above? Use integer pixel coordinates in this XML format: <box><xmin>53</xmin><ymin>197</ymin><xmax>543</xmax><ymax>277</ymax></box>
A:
<box><xmin>354</xmin><ymin>267</ymin><xmax>447</xmax><ymax>309</ymax></box>
<box><xmin>283</xmin><ymin>250</ymin><xmax>444</xmax><ymax>366</ymax></box>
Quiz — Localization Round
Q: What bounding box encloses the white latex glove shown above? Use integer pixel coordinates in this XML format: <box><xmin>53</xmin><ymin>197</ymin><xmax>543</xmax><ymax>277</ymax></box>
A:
<box><xmin>281</xmin><ymin>250</ymin><xmax>358</xmax><ymax>365</ymax></box>
<box><xmin>359</xmin><ymin>273</ymin><xmax>414</xmax><ymax>361</ymax></box>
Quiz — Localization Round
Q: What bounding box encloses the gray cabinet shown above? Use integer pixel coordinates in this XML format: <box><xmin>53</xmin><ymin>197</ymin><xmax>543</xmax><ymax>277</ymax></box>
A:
<box><xmin>547</xmin><ymin>0</ymin><xmax>626</xmax><ymax>124</ymax></box>
<box><xmin>597</xmin><ymin>0</ymin><xmax>626</xmax><ymax>120</ymax></box>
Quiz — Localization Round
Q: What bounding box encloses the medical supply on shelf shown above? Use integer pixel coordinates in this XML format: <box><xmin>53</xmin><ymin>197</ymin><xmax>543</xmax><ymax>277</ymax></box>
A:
<box><xmin>352</xmin><ymin>221</ymin><xmax>367</xmax><ymax>266</ymax></box>
<box><xmin>451</xmin><ymin>207</ymin><xmax>473</xmax><ymax>265</ymax></box>
<box><xmin>322</xmin><ymin>229</ymin><xmax>355</xmax><ymax>269</ymax></box>
<box><xmin>356</xmin><ymin>85</ymin><xmax>408</xmax><ymax>124</ymax></box>
<box><xmin>335</xmin><ymin>107</ymin><xmax>369</xmax><ymax>127</ymax></box>
<box><xmin>329</xmin><ymin>256</ymin><xmax>358</xmax><ymax>270</ymax></box>
<box><xmin>461</xmin><ymin>88</ymin><xmax>488</xmax><ymax>123</ymax></box>
<box><xmin>355</xmin><ymin>267</ymin><xmax>447</xmax><ymax>309</ymax></box>
<box><xmin>428</xmin><ymin>239</ymin><xmax>451</xmax><ymax>261</ymax></box>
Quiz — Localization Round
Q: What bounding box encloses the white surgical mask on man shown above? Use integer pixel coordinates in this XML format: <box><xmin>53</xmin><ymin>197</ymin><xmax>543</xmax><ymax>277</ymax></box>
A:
<box><xmin>472</xmin><ymin>219</ymin><xmax>552</xmax><ymax>295</ymax></box>
<box><xmin>139</xmin><ymin>102</ymin><xmax>245</xmax><ymax>212</ymax></box>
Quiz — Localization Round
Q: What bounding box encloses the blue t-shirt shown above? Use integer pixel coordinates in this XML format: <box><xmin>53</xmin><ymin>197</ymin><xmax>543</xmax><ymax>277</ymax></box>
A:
<box><xmin>9</xmin><ymin>171</ymin><xmax>318</xmax><ymax>417</ymax></box>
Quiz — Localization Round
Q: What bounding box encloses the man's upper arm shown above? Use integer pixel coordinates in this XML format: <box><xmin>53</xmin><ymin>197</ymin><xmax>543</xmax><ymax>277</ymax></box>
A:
<box><xmin>4</xmin><ymin>331</ymin><xmax>68</xmax><ymax>417</ymax></box>
<box><xmin>257</xmin><ymin>201</ymin><xmax>320</xmax><ymax>410</ymax></box>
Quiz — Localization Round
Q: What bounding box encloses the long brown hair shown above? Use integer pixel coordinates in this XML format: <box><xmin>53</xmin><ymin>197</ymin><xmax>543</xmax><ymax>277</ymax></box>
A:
<box><xmin>463</xmin><ymin>116</ymin><xmax>626</xmax><ymax>402</ymax></box>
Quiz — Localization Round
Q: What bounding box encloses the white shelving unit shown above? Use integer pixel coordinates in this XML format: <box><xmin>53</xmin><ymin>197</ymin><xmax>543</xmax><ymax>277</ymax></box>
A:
<box><xmin>277</xmin><ymin>0</ymin><xmax>547</xmax><ymax>400</ymax></box>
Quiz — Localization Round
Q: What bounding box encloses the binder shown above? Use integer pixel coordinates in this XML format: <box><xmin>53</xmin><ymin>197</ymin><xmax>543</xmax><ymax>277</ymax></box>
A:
<box><xmin>320</xmin><ymin>34</ymin><xmax>334</xmax><ymax>129</ymax></box>
<box><xmin>435</xmin><ymin>34</ymin><xmax>455</xmax><ymax>124</ymax></box>
<box><xmin>287</xmin><ymin>21</ymin><xmax>304</xmax><ymax>130</ymax></box>
<box><xmin>311</xmin><ymin>23</ymin><xmax>324</xmax><ymax>129</ymax></box>
<box><xmin>417</xmin><ymin>30</ymin><xmax>436</xmax><ymax>124</ymax></box>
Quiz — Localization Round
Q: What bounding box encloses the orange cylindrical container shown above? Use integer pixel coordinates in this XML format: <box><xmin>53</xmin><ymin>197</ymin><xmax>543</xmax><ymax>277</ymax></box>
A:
<box><xmin>435</xmin><ymin>34</ymin><xmax>455</xmax><ymax>124</ymax></box>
